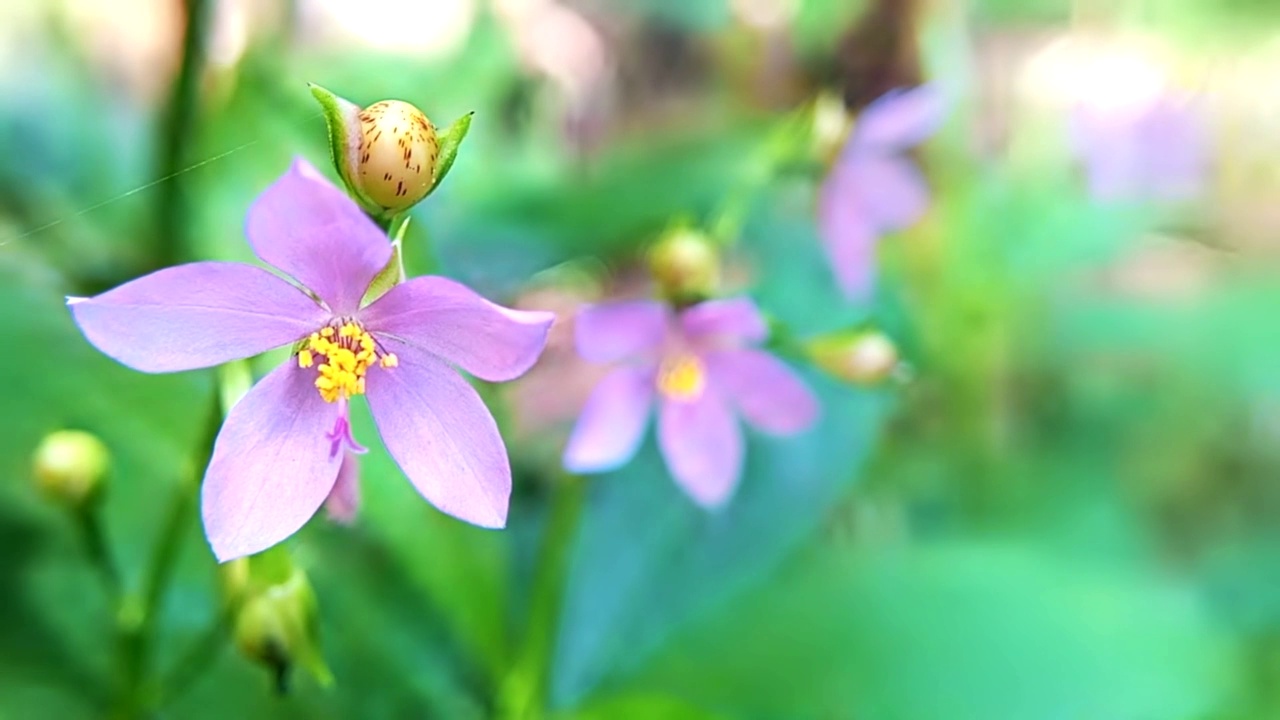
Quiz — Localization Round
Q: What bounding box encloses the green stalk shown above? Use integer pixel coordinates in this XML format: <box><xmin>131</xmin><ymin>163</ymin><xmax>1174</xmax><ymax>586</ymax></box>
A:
<box><xmin>497</xmin><ymin>475</ymin><xmax>587</xmax><ymax>719</ymax></box>
<box><xmin>155</xmin><ymin>607</ymin><xmax>234</xmax><ymax>708</ymax></box>
<box><xmin>75</xmin><ymin>504</ymin><xmax>122</xmax><ymax>600</ymax></box>
<box><xmin>115</xmin><ymin>397</ymin><xmax>221</xmax><ymax>718</ymax></box>
<box><xmin>708</xmin><ymin>104</ymin><xmax>814</xmax><ymax>245</ymax></box>
<box><xmin>151</xmin><ymin>0</ymin><xmax>211</xmax><ymax>270</ymax></box>
<box><xmin>111</xmin><ymin>2</ymin><xmax>214</xmax><ymax>715</ymax></box>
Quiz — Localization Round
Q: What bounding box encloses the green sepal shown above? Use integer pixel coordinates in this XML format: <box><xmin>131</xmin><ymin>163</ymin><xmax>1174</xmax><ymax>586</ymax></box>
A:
<box><xmin>429</xmin><ymin>112</ymin><xmax>474</xmax><ymax>193</ymax></box>
<box><xmin>307</xmin><ymin>82</ymin><xmax>381</xmax><ymax>215</ymax></box>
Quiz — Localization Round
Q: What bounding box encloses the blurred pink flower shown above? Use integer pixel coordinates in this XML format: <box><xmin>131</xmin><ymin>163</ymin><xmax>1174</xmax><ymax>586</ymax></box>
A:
<box><xmin>68</xmin><ymin>159</ymin><xmax>553</xmax><ymax>560</ymax></box>
<box><xmin>818</xmin><ymin>84</ymin><xmax>947</xmax><ymax>299</ymax></box>
<box><xmin>563</xmin><ymin>297</ymin><xmax>818</xmax><ymax>507</ymax></box>
<box><xmin>1069</xmin><ymin>93</ymin><xmax>1209</xmax><ymax>203</ymax></box>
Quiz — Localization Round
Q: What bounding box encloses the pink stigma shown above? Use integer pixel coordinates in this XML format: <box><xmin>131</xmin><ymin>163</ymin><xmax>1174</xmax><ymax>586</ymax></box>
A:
<box><xmin>326</xmin><ymin>398</ymin><xmax>368</xmax><ymax>459</ymax></box>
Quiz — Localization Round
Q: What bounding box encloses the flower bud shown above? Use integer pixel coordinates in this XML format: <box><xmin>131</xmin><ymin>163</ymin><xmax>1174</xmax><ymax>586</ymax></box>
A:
<box><xmin>807</xmin><ymin>329</ymin><xmax>901</xmax><ymax>386</ymax></box>
<box><xmin>812</xmin><ymin>91</ymin><xmax>852</xmax><ymax>164</ymax></box>
<box><xmin>648</xmin><ymin>227</ymin><xmax>720</xmax><ymax>304</ymax></box>
<box><xmin>355</xmin><ymin>100</ymin><xmax>437</xmax><ymax>212</ymax></box>
<box><xmin>310</xmin><ymin>83</ymin><xmax>473</xmax><ymax>218</ymax></box>
<box><xmin>233</xmin><ymin>567</ymin><xmax>332</xmax><ymax>692</ymax></box>
<box><xmin>32</xmin><ymin>430</ymin><xmax>109</xmax><ymax>507</ymax></box>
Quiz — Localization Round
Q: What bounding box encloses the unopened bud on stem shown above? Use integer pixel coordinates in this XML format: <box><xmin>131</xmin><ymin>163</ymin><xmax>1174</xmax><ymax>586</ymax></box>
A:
<box><xmin>233</xmin><ymin>566</ymin><xmax>332</xmax><ymax>692</ymax></box>
<box><xmin>807</xmin><ymin>329</ymin><xmax>901</xmax><ymax>386</ymax></box>
<box><xmin>310</xmin><ymin>83</ymin><xmax>472</xmax><ymax>218</ymax></box>
<box><xmin>648</xmin><ymin>227</ymin><xmax>721</xmax><ymax>305</ymax></box>
<box><xmin>32</xmin><ymin>430</ymin><xmax>109</xmax><ymax>507</ymax></box>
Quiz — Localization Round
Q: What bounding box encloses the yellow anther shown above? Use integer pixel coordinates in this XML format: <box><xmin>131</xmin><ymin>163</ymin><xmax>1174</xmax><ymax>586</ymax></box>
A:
<box><xmin>302</xmin><ymin>322</ymin><xmax>396</xmax><ymax>403</ymax></box>
<box><xmin>657</xmin><ymin>354</ymin><xmax>707</xmax><ymax>401</ymax></box>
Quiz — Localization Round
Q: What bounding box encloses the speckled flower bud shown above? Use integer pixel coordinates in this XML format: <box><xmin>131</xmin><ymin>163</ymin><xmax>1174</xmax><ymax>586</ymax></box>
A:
<box><xmin>648</xmin><ymin>227</ymin><xmax>720</xmax><ymax>305</ymax></box>
<box><xmin>355</xmin><ymin>100</ymin><xmax>437</xmax><ymax>212</ymax></box>
<box><xmin>807</xmin><ymin>329</ymin><xmax>900</xmax><ymax>386</ymax></box>
<box><xmin>310</xmin><ymin>83</ymin><xmax>473</xmax><ymax>218</ymax></box>
<box><xmin>233</xmin><ymin>567</ymin><xmax>332</xmax><ymax>692</ymax></box>
<box><xmin>32</xmin><ymin>430</ymin><xmax>109</xmax><ymax>507</ymax></box>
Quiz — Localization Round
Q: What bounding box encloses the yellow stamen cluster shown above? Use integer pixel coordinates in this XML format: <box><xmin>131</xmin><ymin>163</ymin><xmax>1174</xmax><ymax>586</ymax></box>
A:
<box><xmin>657</xmin><ymin>354</ymin><xmax>707</xmax><ymax>401</ymax></box>
<box><xmin>298</xmin><ymin>322</ymin><xmax>398</xmax><ymax>403</ymax></box>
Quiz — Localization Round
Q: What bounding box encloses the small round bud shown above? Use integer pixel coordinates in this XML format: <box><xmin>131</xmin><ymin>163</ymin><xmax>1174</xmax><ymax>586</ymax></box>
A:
<box><xmin>813</xmin><ymin>92</ymin><xmax>852</xmax><ymax>164</ymax></box>
<box><xmin>808</xmin><ymin>329</ymin><xmax>900</xmax><ymax>386</ymax></box>
<box><xmin>32</xmin><ymin>430</ymin><xmax>109</xmax><ymax>507</ymax></box>
<box><xmin>648</xmin><ymin>228</ymin><xmax>721</xmax><ymax>304</ymax></box>
<box><xmin>356</xmin><ymin>100</ymin><xmax>439</xmax><ymax>213</ymax></box>
<box><xmin>233</xmin><ymin>568</ymin><xmax>332</xmax><ymax>691</ymax></box>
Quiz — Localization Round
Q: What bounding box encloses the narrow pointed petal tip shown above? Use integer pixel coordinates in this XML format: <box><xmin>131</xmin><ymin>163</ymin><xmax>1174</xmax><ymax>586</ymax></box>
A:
<box><xmin>706</xmin><ymin>349</ymin><xmax>819</xmax><ymax>435</ymax></box>
<box><xmin>818</xmin><ymin>185</ymin><xmax>880</xmax><ymax>300</ymax></box>
<box><xmin>658</xmin><ymin>393</ymin><xmax>743</xmax><ymax>509</ymax></box>
<box><xmin>246</xmin><ymin>158</ymin><xmax>392</xmax><ymax>315</ymax></box>
<box><xmin>574</xmin><ymin>301</ymin><xmax>668</xmax><ymax>363</ymax></box>
<box><xmin>853</xmin><ymin>84</ymin><xmax>949</xmax><ymax>153</ymax></box>
<box><xmin>361</xmin><ymin>276</ymin><xmax>556</xmax><ymax>382</ymax></box>
<box><xmin>201</xmin><ymin>362</ymin><xmax>343</xmax><ymax>562</ymax></box>
<box><xmin>365</xmin><ymin>338</ymin><xmax>512</xmax><ymax>529</ymax></box>
<box><xmin>69</xmin><ymin>262</ymin><xmax>329</xmax><ymax>373</ymax></box>
<box><xmin>679</xmin><ymin>297</ymin><xmax>768</xmax><ymax>346</ymax></box>
<box><xmin>563</xmin><ymin>365</ymin><xmax>655</xmax><ymax>474</ymax></box>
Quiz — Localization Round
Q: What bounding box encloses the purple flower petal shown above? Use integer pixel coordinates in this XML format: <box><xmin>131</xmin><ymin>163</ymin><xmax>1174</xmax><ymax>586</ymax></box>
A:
<box><xmin>679</xmin><ymin>297</ymin><xmax>768</xmax><ymax>347</ymax></box>
<box><xmin>360</xmin><ymin>276</ymin><xmax>553</xmax><ymax>382</ymax></box>
<box><xmin>705</xmin><ymin>349</ymin><xmax>819</xmax><ymax>435</ymax></box>
<box><xmin>657</xmin><ymin>391</ymin><xmax>743</xmax><ymax>508</ymax></box>
<box><xmin>201</xmin><ymin>361</ymin><xmax>342</xmax><ymax>561</ymax></box>
<box><xmin>245</xmin><ymin>158</ymin><xmax>392</xmax><ymax>315</ymax></box>
<box><xmin>563</xmin><ymin>365</ymin><xmax>656</xmax><ymax>473</ymax></box>
<box><xmin>365</xmin><ymin>338</ymin><xmax>511</xmax><ymax>528</ymax></box>
<box><xmin>325</xmin><ymin>452</ymin><xmax>360</xmax><ymax>524</ymax></box>
<box><xmin>842</xmin><ymin>155</ymin><xmax>931</xmax><ymax>232</ymax></box>
<box><xmin>851</xmin><ymin>84</ymin><xmax>948</xmax><ymax>153</ymax></box>
<box><xmin>574</xmin><ymin>301</ymin><xmax>669</xmax><ymax>363</ymax></box>
<box><xmin>818</xmin><ymin>183</ymin><xmax>881</xmax><ymax>299</ymax></box>
<box><xmin>1141</xmin><ymin>98</ymin><xmax>1208</xmax><ymax>200</ymax></box>
<box><xmin>1069</xmin><ymin>106</ymin><xmax>1142</xmax><ymax>202</ymax></box>
<box><xmin>69</xmin><ymin>262</ymin><xmax>327</xmax><ymax>373</ymax></box>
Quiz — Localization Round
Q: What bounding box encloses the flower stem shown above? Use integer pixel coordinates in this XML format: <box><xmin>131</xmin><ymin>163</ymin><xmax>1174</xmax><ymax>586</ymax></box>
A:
<box><xmin>151</xmin><ymin>0</ymin><xmax>211</xmax><ymax>270</ymax></box>
<box><xmin>497</xmin><ymin>474</ymin><xmax>587</xmax><ymax>719</ymax></box>
<box><xmin>114</xmin><ymin>396</ymin><xmax>221</xmax><ymax>718</ymax></box>
<box><xmin>74</xmin><ymin>505</ymin><xmax>122</xmax><ymax>600</ymax></box>
<box><xmin>155</xmin><ymin>607</ymin><xmax>233</xmax><ymax>708</ymax></box>
<box><xmin>708</xmin><ymin>104</ymin><xmax>814</xmax><ymax>245</ymax></box>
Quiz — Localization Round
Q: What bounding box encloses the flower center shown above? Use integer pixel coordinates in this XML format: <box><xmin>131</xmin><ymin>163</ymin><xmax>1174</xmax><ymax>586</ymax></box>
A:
<box><xmin>657</xmin><ymin>354</ymin><xmax>706</xmax><ymax>401</ymax></box>
<box><xmin>297</xmin><ymin>321</ymin><xmax>398</xmax><ymax>403</ymax></box>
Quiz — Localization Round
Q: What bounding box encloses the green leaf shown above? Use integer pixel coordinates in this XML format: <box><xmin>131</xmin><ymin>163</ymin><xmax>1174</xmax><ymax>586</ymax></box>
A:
<box><xmin>623</xmin><ymin>541</ymin><xmax>1235</xmax><ymax>719</ymax></box>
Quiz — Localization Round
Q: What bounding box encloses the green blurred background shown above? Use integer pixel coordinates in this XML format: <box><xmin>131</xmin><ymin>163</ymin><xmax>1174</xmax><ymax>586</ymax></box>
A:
<box><xmin>4</xmin><ymin>0</ymin><xmax>1280</xmax><ymax>717</ymax></box>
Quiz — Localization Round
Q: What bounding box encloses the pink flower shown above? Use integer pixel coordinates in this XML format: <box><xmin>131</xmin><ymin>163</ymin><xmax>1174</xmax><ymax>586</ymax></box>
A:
<box><xmin>69</xmin><ymin>159</ymin><xmax>554</xmax><ymax>561</ymax></box>
<box><xmin>819</xmin><ymin>84</ymin><xmax>946</xmax><ymax>299</ymax></box>
<box><xmin>562</xmin><ymin>297</ymin><xmax>819</xmax><ymax>507</ymax></box>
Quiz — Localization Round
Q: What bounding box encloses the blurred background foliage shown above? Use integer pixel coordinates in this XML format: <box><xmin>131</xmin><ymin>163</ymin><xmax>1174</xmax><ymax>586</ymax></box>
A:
<box><xmin>3</xmin><ymin>0</ymin><xmax>1280</xmax><ymax>717</ymax></box>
